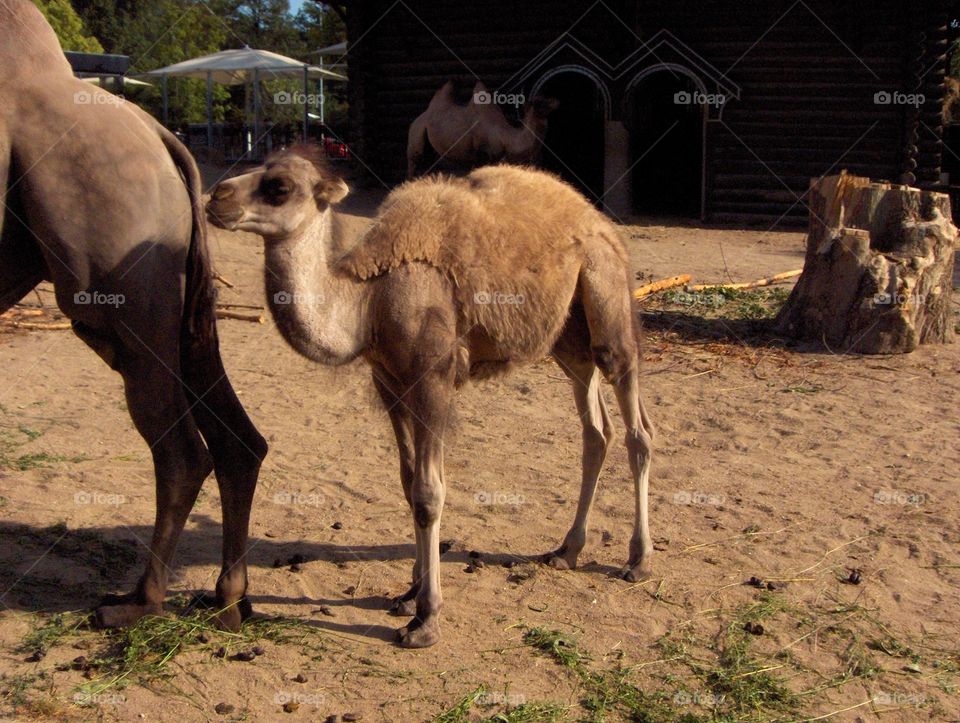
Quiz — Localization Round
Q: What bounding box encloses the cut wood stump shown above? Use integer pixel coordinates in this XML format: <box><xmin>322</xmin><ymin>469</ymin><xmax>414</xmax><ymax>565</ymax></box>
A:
<box><xmin>776</xmin><ymin>172</ymin><xmax>957</xmax><ymax>354</ymax></box>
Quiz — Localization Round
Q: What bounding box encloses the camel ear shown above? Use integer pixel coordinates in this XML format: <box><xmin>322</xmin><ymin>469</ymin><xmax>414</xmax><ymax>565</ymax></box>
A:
<box><xmin>314</xmin><ymin>177</ymin><xmax>349</xmax><ymax>207</ymax></box>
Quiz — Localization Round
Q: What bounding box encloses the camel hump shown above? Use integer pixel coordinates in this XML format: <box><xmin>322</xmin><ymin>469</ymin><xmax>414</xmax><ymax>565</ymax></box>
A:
<box><xmin>337</xmin><ymin>178</ymin><xmax>464</xmax><ymax>280</ymax></box>
<box><xmin>337</xmin><ymin>166</ymin><xmax>606</xmax><ymax>284</ymax></box>
<box><xmin>426</xmin><ymin>80</ymin><xmax>457</xmax><ymax>110</ymax></box>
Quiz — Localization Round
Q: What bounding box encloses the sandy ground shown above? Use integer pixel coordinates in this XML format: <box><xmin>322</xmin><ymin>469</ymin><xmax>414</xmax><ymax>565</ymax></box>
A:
<box><xmin>1</xmin><ymin>177</ymin><xmax>958</xmax><ymax>722</ymax></box>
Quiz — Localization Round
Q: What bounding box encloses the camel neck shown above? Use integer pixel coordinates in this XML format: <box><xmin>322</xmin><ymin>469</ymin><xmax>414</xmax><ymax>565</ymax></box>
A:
<box><xmin>505</xmin><ymin>116</ymin><xmax>545</xmax><ymax>159</ymax></box>
<box><xmin>263</xmin><ymin>211</ymin><xmax>370</xmax><ymax>365</ymax></box>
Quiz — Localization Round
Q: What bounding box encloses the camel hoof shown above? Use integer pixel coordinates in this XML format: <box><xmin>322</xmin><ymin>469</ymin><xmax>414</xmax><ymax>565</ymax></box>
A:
<box><xmin>213</xmin><ymin>597</ymin><xmax>253</xmax><ymax>632</ymax></box>
<box><xmin>389</xmin><ymin>596</ymin><xmax>417</xmax><ymax>617</ymax></box>
<box><xmin>620</xmin><ymin>562</ymin><xmax>652</xmax><ymax>583</ymax></box>
<box><xmin>396</xmin><ymin>618</ymin><xmax>441</xmax><ymax>649</ymax></box>
<box><xmin>541</xmin><ymin>547</ymin><xmax>578</xmax><ymax>571</ymax></box>
<box><xmin>94</xmin><ymin>602</ymin><xmax>162</xmax><ymax>629</ymax></box>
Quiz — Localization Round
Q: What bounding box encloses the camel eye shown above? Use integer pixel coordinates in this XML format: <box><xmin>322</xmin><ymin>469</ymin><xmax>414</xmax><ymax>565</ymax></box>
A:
<box><xmin>261</xmin><ymin>177</ymin><xmax>293</xmax><ymax>204</ymax></box>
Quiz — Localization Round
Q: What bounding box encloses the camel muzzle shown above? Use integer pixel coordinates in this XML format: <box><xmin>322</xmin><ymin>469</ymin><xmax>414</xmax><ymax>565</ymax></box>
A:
<box><xmin>205</xmin><ymin>200</ymin><xmax>244</xmax><ymax>230</ymax></box>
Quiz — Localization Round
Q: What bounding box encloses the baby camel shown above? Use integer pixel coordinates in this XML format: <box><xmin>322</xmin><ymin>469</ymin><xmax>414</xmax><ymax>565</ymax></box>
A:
<box><xmin>206</xmin><ymin>147</ymin><xmax>655</xmax><ymax>648</ymax></box>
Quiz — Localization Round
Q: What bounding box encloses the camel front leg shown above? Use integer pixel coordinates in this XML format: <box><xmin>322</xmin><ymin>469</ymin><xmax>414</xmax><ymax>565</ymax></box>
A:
<box><xmin>371</xmin><ymin>370</ymin><xmax>421</xmax><ymax>617</ymax></box>
<box><xmin>396</xmin><ymin>374</ymin><xmax>451</xmax><ymax>649</ymax></box>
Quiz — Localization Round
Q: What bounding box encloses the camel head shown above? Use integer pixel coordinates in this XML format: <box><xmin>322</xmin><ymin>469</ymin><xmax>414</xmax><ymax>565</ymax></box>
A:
<box><xmin>206</xmin><ymin>145</ymin><xmax>348</xmax><ymax>240</ymax></box>
<box><xmin>522</xmin><ymin>96</ymin><xmax>560</xmax><ymax>132</ymax></box>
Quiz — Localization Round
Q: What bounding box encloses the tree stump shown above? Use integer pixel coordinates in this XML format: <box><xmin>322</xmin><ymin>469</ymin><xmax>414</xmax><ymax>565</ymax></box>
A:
<box><xmin>775</xmin><ymin>172</ymin><xmax>957</xmax><ymax>353</ymax></box>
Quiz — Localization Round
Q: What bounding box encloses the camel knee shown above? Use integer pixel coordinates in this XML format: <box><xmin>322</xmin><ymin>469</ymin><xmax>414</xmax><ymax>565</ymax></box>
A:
<box><xmin>583</xmin><ymin>425</ymin><xmax>608</xmax><ymax>457</ymax></box>
<box><xmin>591</xmin><ymin>345</ymin><xmax>635</xmax><ymax>383</ymax></box>
<box><xmin>625</xmin><ymin>428</ymin><xmax>652</xmax><ymax>471</ymax></box>
<box><xmin>412</xmin><ymin>479</ymin><xmax>444</xmax><ymax>529</ymax></box>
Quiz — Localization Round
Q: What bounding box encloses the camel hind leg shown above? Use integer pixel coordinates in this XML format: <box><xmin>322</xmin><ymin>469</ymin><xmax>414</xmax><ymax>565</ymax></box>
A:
<box><xmin>181</xmin><ymin>331</ymin><xmax>267</xmax><ymax>631</ymax></box>
<box><xmin>543</xmin><ymin>351</ymin><xmax>614</xmax><ymax>570</ymax></box>
<box><xmin>579</xmin><ymin>259</ymin><xmax>654</xmax><ymax>582</ymax></box>
<box><xmin>95</xmin><ymin>349</ymin><xmax>214</xmax><ymax>627</ymax></box>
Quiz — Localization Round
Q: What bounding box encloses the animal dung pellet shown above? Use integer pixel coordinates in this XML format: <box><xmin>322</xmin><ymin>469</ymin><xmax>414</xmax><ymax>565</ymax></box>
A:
<box><xmin>231</xmin><ymin>650</ymin><xmax>256</xmax><ymax>662</ymax></box>
<box><xmin>252</xmin><ymin>646</ymin><xmax>266</xmax><ymax>656</ymax></box>
<box><xmin>215</xmin><ymin>702</ymin><xmax>235</xmax><ymax>715</ymax></box>
<box><xmin>331</xmin><ymin>521</ymin><xmax>343</xmax><ymax>529</ymax></box>
<box><xmin>283</xmin><ymin>701</ymin><xmax>300</xmax><ymax>713</ymax></box>
<box><xmin>293</xmin><ymin>673</ymin><xmax>308</xmax><ymax>683</ymax></box>
<box><xmin>743</xmin><ymin>622</ymin><xmax>764</xmax><ymax>635</ymax></box>
<box><xmin>213</xmin><ymin>646</ymin><xmax>226</xmax><ymax>658</ymax></box>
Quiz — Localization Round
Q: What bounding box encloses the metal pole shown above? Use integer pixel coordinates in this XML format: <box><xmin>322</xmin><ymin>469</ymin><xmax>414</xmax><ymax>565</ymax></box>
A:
<box><xmin>303</xmin><ymin>65</ymin><xmax>309</xmax><ymax>142</ymax></box>
<box><xmin>253</xmin><ymin>68</ymin><xmax>260</xmax><ymax>159</ymax></box>
<box><xmin>319</xmin><ymin>58</ymin><xmax>325</xmax><ymax>125</ymax></box>
<box><xmin>162</xmin><ymin>74</ymin><xmax>168</xmax><ymax>126</ymax></box>
<box><xmin>206</xmin><ymin>71</ymin><xmax>213</xmax><ymax>148</ymax></box>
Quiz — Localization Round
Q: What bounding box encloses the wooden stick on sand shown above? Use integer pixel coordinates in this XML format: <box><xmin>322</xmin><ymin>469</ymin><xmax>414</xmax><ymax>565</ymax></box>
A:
<box><xmin>634</xmin><ymin>274</ymin><xmax>692</xmax><ymax>300</ymax></box>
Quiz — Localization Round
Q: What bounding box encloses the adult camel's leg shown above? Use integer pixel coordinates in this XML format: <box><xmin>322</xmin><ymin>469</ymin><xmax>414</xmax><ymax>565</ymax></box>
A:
<box><xmin>371</xmin><ymin>368</ymin><xmax>420</xmax><ymax>617</ymax></box>
<box><xmin>542</xmin><ymin>352</ymin><xmax>614</xmax><ymax>570</ymax></box>
<box><xmin>181</xmin><ymin>331</ymin><xmax>267</xmax><ymax>631</ymax></box>
<box><xmin>95</xmin><ymin>351</ymin><xmax>213</xmax><ymax>627</ymax></box>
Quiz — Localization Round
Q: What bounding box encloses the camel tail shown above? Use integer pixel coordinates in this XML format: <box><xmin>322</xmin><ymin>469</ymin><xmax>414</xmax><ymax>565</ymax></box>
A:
<box><xmin>157</xmin><ymin>125</ymin><xmax>217</xmax><ymax>349</ymax></box>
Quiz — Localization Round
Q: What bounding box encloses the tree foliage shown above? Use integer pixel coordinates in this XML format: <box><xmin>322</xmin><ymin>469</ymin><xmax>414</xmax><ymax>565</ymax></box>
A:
<box><xmin>41</xmin><ymin>0</ymin><xmax>347</xmax><ymax>128</ymax></box>
<box><xmin>32</xmin><ymin>0</ymin><xmax>103</xmax><ymax>52</ymax></box>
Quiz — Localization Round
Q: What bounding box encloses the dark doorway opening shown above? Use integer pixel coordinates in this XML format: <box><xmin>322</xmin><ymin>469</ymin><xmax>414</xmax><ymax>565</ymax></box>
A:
<box><xmin>535</xmin><ymin>71</ymin><xmax>606</xmax><ymax>205</ymax></box>
<box><xmin>627</xmin><ymin>71</ymin><xmax>704</xmax><ymax>217</ymax></box>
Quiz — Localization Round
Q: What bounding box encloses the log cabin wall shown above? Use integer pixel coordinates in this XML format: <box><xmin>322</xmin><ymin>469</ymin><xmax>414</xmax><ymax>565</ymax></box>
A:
<box><xmin>345</xmin><ymin>0</ymin><xmax>949</xmax><ymax>227</ymax></box>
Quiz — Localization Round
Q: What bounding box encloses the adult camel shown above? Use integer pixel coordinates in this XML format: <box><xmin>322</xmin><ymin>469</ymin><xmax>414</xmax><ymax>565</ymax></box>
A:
<box><xmin>0</xmin><ymin>0</ymin><xmax>266</xmax><ymax>630</ymax></box>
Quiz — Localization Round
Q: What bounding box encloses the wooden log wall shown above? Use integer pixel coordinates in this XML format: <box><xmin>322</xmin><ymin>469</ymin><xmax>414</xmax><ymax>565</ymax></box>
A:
<box><xmin>346</xmin><ymin>0</ymin><xmax>949</xmax><ymax>226</ymax></box>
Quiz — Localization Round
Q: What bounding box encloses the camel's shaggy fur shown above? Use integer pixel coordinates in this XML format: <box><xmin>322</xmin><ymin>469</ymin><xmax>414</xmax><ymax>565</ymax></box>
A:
<box><xmin>339</xmin><ymin>165</ymin><xmax>630</xmax><ymax>365</ymax></box>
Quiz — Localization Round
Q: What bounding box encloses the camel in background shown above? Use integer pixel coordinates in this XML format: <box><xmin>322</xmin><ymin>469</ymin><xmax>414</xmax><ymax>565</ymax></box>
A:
<box><xmin>207</xmin><ymin>147</ymin><xmax>654</xmax><ymax>648</ymax></box>
<box><xmin>0</xmin><ymin>0</ymin><xmax>266</xmax><ymax>630</ymax></box>
<box><xmin>406</xmin><ymin>80</ymin><xmax>558</xmax><ymax>177</ymax></box>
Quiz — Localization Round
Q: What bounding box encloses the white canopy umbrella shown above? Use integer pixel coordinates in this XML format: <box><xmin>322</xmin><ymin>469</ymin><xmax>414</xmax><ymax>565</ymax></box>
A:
<box><xmin>141</xmin><ymin>47</ymin><xmax>346</xmax><ymax>148</ymax></box>
<box><xmin>313</xmin><ymin>41</ymin><xmax>347</xmax><ymax>57</ymax></box>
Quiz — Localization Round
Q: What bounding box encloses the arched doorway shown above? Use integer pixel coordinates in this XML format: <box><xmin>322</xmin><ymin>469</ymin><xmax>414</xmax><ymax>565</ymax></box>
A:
<box><xmin>530</xmin><ymin>67</ymin><xmax>609</xmax><ymax>204</ymax></box>
<box><xmin>626</xmin><ymin>67</ymin><xmax>706</xmax><ymax>218</ymax></box>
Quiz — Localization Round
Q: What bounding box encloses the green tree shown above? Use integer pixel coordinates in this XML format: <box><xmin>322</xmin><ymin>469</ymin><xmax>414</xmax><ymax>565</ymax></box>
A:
<box><xmin>74</xmin><ymin>0</ymin><xmax>230</xmax><ymax>124</ymax></box>
<box><xmin>33</xmin><ymin>0</ymin><xmax>103</xmax><ymax>52</ymax></box>
<box><xmin>218</xmin><ymin>0</ymin><xmax>304</xmax><ymax>55</ymax></box>
<box><xmin>295</xmin><ymin>1</ymin><xmax>345</xmax><ymax>53</ymax></box>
